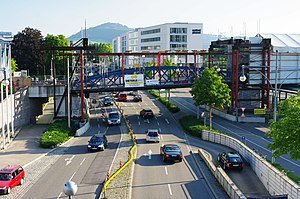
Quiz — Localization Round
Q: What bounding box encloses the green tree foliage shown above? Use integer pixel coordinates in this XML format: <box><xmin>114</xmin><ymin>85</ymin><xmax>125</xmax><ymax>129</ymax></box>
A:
<box><xmin>190</xmin><ymin>67</ymin><xmax>231</xmax><ymax>129</ymax></box>
<box><xmin>89</xmin><ymin>42</ymin><xmax>112</xmax><ymax>53</ymax></box>
<box><xmin>12</xmin><ymin>27</ymin><xmax>46</xmax><ymax>75</ymax></box>
<box><xmin>44</xmin><ymin>34</ymin><xmax>69</xmax><ymax>75</ymax></box>
<box><xmin>267</xmin><ymin>91</ymin><xmax>300</xmax><ymax>160</ymax></box>
<box><xmin>11</xmin><ymin>58</ymin><xmax>18</xmax><ymax>72</ymax></box>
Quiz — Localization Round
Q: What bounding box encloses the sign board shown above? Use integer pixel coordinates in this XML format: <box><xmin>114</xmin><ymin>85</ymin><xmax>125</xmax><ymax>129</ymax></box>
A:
<box><xmin>145</xmin><ymin>79</ymin><xmax>159</xmax><ymax>86</ymax></box>
<box><xmin>124</xmin><ymin>74</ymin><xmax>144</xmax><ymax>88</ymax></box>
<box><xmin>254</xmin><ymin>109</ymin><xmax>266</xmax><ymax>115</ymax></box>
<box><xmin>13</xmin><ymin>71</ymin><xmax>22</xmax><ymax>77</ymax></box>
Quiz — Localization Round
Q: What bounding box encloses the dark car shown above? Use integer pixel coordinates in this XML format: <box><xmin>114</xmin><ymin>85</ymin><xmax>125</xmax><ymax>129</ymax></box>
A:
<box><xmin>133</xmin><ymin>95</ymin><xmax>142</xmax><ymax>102</ymax></box>
<box><xmin>87</xmin><ymin>134</ymin><xmax>108</xmax><ymax>152</ymax></box>
<box><xmin>160</xmin><ymin>144</ymin><xmax>183</xmax><ymax>162</ymax></box>
<box><xmin>103</xmin><ymin>96</ymin><xmax>113</xmax><ymax>106</ymax></box>
<box><xmin>140</xmin><ymin>108</ymin><xmax>154</xmax><ymax>118</ymax></box>
<box><xmin>218</xmin><ymin>152</ymin><xmax>244</xmax><ymax>170</ymax></box>
<box><xmin>0</xmin><ymin>165</ymin><xmax>25</xmax><ymax>194</ymax></box>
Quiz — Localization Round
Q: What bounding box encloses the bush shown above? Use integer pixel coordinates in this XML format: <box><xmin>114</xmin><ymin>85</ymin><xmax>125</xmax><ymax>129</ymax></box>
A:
<box><xmin>179</xmin><ymin>115</ymin><xmax>210</xmax><ymax>138</ymax></box>
<box><xmin>40</xmin><ymin>120</ymin><xmax>72</xmax><ymax>148</ymax></box>
<box><xmin>148</xmin><ymin>90</ymin><xmax>180</xmax><ymax>113</ymax></box>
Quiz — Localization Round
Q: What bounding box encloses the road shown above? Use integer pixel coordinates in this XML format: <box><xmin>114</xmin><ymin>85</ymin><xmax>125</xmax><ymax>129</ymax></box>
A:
<box><xmin>168</xmin><ymin>88</ymin><xmax>300</xmax><ymax>179</ymax></box>
<box><xmin>118</xmin><ymin>92</ymin><xmax>269</xmax><ymax>198</ymax></box>
<box><xmin>20</xmin><ymin>105</ymin><xmax>121</xmax><ymax>199</ymax></box>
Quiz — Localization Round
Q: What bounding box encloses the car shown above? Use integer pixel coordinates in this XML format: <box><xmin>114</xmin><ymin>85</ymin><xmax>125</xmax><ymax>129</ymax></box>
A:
<box><xmin>118</xmin><ymin>93</ymin><xmax>127</xmax><ymax>102</ymax></box>
<box><xmin>160</xmin><ymin>144</ymin><xmax>183</xmax><ymax>162</ymax></box>
<box><xmin>133</xmin><ymin>95</ymin><xmax>142</xmax><ymax>102</ymax></box>
<box><xmin>107</xmin><ymin>111</ymin><xmax>121</xmax><ymax>125</ymax></box>
<box><xmin>145</xmin><ymin>129</ymin><xmax>160</xmax><ymax>143</ymax></box>
<box><xmin>217</xmin><ymin>152</ymin><xmax>244</xmax><ymax>170</ymax></box>
<box><xmin>0</xmin><ymin>165</ymin><xmax>25</xmax><ymax>194</ymax></box>
<box><xmin>87</xmin><ymin>134</ymin><xmax>108</xmax><ymax>152</ymax></box>
<box><xmin>140</xmin><ymin>108</ymin><xmax>154</xmax><ymax>118</ymax></box>
<box><xmin>103</xmin><ymin>96</ymin><xmax>114</xmax><ymax>106</ymax></box>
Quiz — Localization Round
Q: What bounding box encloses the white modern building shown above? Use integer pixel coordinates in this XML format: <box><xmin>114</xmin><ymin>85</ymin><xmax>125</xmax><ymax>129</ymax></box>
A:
<box><xmin>0</xmin><ymin>32</ymin><xmax>13</xmax><ymax>52</ymax></box>
<box><xmin>112</xmin><ymin>22</ymin><xmax>205</xmax><ymax>67</ymax></box>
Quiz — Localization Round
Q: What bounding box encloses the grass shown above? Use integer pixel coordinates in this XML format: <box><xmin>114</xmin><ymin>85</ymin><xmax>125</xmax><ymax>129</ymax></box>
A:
<box><xmin>179</xmin><ymin>115</ymin><xmax>210</xmax><ymax>138</ymax></box>
<box><xmin>148</xmin><ymin>90</ymin><xmax>180</xmax><ymax>113</ymax></box>
<box><xmin>40</xmin><ymin>120</ymin><xmax>72</xmax><ymax>148</ymax></box>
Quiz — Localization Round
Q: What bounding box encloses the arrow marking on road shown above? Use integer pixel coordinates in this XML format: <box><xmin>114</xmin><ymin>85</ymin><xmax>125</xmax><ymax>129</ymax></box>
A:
<box><xmin>65</xmin><ymin>155</ymin><xmax>75</xmax><ymax>166</ymax></box>
<box><xmin>144</xmin><ymin>150</ymin><xmax>153</xmax><ymax>159</ymax></box>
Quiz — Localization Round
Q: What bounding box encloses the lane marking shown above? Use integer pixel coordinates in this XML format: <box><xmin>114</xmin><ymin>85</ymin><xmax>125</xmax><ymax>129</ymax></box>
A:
<box><xmin>69</xmin><ymin>171</ymin><xmax>76</xmax><ymax>181</ymax></box>
<box><xmin>57</xmin><ymin>192</ymin><xmax>63</xmax><ymax>199</ymax></box>
<box><xmin>145</xmin><ymin>103</ymin><xmax>148</xmax><ymax>105</ymax></box>
<box><xmin>155</xmin><ymin>116</ymin><xmax>158</xmax><ymax>120</ymax></box>
<box><xmin>147</xmin><ymin>119</ymin><xmax>150</xmax><ymax>124</ymax></box>
<box><xmin>157</xmin><ymin>121</ymin><xmax>160</xmax><ymax>126</ymax></box>
<box><xmin>160</xmin><ymin>135</ymin><xmax>163</xmax><ymax>140</ymax></box>
<box><xmin>159</xmin><ymin>128</ymin><xmax>162</xmax><ymax>132</ymax></box>
<box><xmin>138</xmin><ymin>103</ymin><xmax>141</xmax><ymax>107</ymax></box>
<box><xmin>165</xmin><ymin>167</ymin><xmax>168</xmax><ymax>175</ymax></box>
<box><xmin>165</xmin><ymin>119</ymin><xmax>169</xmax><ymax>124</ymax></box>
<box><xmin>138</xmin><ymin>121</ymin><xmax>141</xmax><ymax>126</ymax></box>
<box><xmin>138</xmin><ymin>116</ymin><xmax>140</xmax><ymax>120</ymax></box>
<box><xmin>80</xmin><ymin>158</ymin><xmax>86</xmax><ymax>166</ymax></box>
<box><xmin>168</xmin><ymin>184</ymin><xmax>173</xmax><ymax>195</ymax></box>
<box><xmin>98</xmin><ymin>123</ymin><xmax>100</xmax><ymax>128</ymax></box>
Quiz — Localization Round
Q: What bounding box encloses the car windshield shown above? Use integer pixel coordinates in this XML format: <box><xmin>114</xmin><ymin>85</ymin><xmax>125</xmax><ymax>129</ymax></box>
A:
<box><xmin>165</xmin><ymin>146</ymin><xmax>181</xmax><ymax>152</ymax></box>
<box><xmin>109</xmin><ymin>113</ymin><xmax>119</xmax><ymax>118</ymax></box>
<box><xmin>104</xmin><ymin>97</ymin><xmax>112</xmax><ymax>101</ymax></box>
<box><xmin>90</xmin><ymin>137</ymin><xmax>103</xmax><ymax>143</ymax></box>
<box><xmin>144</xmin><ymin>109</ymin><xmax>153</xmax><ymax>113</ymax></box>
<box><xmin>0</xmin><ymin>173</ymin><xmax>11</xmax><ymax>181</ymax></box>
<box><xmin>229</xmin><ymin>157</ymin><xmax>242</xmax><ymax>163</ymax></box>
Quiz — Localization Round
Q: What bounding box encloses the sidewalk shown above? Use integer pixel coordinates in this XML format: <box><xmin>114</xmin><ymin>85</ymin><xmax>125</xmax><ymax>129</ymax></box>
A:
<box><xmin>0</xmin><ymin>100</ymin><xmax>54</xmax><ymax>169</ymax></box>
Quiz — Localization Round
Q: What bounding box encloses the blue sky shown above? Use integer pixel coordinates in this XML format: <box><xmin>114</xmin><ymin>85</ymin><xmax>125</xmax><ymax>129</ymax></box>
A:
<box><xmin>2</xmin><ymin>0</ymin><xmax>300</xmax><ymax>37</ymax></box>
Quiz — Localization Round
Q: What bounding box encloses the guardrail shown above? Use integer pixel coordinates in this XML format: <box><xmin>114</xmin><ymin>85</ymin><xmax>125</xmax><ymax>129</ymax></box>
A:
<box><xmin>100</xmin><ymin>96</ymin><xmax>136</xmax><ymax>198</ymax></box>
<box><xmin>202</xmin><ymin>130</ymin><xmax>300</xmax><ymax>199</ymax></box>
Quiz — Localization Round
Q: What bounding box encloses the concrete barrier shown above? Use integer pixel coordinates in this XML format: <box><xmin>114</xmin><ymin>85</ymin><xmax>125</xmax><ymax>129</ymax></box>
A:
<box><xmin>75</xmin><ymin>99</ymin><xmax>91</xmax><ymax>137</ymax></box>
<box><xmin>198</xmin><ymin>149</ymin><xmax>246</xmax><ymax>199</ymax></box>
<box><xmin>202</xmin><ymin>130</ymin><xmax>300</xmax><ymax>198</ymax></box>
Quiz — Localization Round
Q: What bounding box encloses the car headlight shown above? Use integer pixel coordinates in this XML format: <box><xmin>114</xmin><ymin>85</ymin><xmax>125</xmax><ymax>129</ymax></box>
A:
<box><xmin>108</xmin><ymin>120</ymin><xmax>112</xmax><ymax>124</ymax></box>
<box><xmin>88</xmin><ymin>145</ymin><xmax>91</xmax><ymax>148</ymax></box>
<box><xmin>117</xmin><ymin>119</ymin><xmax>121</xmax><ymax>123</ymax></box>
<box><xmin>98</xmin><ymin>144</ymin><xmax>104</xmax><ymax>148</ymax></box>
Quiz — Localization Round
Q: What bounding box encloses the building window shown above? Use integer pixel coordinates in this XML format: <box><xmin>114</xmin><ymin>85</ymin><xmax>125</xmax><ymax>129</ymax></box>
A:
<box><xmin>170</xmin><ymin>44</ymin><xmax>187</xmax><ymax>50</ymax></box>
<box><xmin>170</xmin><ymin>28</ymin><xmax>187</xmax><ymax>34</ymax></box>
<box><xmin>170</xmin><ymin>35</ymin><xmax>187</xmax><ymax>43</ymax></box>
<box><xmin>141</xmin><ymin>28</ymin><xmax>161</xmax><ymax>35</ymax></box>
<box><xmin>141</xmin><ymin>37</ymin><xmax>160</xmax><ymax>43</ymax></box>
<box><xmin>192</xmin><ymin>29</ymin><xmax>201</xmax><ymax>34</ymax></box>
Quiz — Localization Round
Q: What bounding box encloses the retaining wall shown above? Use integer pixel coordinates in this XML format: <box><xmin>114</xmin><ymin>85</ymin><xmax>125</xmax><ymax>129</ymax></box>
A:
<box><xmin>202</xmin><ymin>130</ymin><xmax>300</xmax><ymax>199</ymax></box>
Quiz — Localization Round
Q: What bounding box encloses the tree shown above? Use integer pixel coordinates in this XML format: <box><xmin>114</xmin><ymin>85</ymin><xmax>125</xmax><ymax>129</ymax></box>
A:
<box><xmin>12</xmin><ymin>27</ymin><xmax>46</xmax><ymax>76</ymax></box>
<box><xmin>267</xmin><ymin>91</ymin><xmax>300</xmax><ymax>160</ymax></box>
<box><xmin>44</xmin><ymin>34</ymin><xmax>69</xmax><ymax>75</ymax></box>
<box><xmin>190</xmin><ymin>67</ymin><xmax>231</xmax><ymax>130</ymax></box>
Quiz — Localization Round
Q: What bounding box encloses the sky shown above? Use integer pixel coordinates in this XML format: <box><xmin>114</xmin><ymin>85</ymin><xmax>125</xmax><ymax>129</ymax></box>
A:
<box><xmin>2</xmin><ymin>0</ymin><xmax>300</xmax><ymax>38</ymax></box>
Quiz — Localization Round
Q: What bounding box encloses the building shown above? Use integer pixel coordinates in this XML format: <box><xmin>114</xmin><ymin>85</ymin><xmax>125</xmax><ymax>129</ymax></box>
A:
<box><xmin>112</xmin><ymin>23</ymin><xmax>204</xmax><ymax>68</ymax></box>
<box><xmin>0</xmin><ymin>32</ymin><xmax>13</xmax><ymax>52</ymax></box>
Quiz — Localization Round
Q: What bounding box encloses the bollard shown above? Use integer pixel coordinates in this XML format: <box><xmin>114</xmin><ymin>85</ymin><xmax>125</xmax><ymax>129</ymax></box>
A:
<box><xmin>120</xmin><ymin>161</ymin><xmax>122</xmax><ymax>168</ymax></box>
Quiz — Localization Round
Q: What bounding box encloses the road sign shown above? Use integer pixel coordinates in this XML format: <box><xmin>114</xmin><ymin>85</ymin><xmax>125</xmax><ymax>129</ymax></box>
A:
<box><xmin>124</xmin><ymin>74</ymin><xmax>144</xmax><ymax>88</ymax></box>
<box><xmin>145</xmin><ymin>79</ymin><xmax>159</xmax><ymax>85</ymax></box>
<box><xmin>254</xmin><ymin>109</ymin><xmax>266</xmax><ymax>115</ymax></box>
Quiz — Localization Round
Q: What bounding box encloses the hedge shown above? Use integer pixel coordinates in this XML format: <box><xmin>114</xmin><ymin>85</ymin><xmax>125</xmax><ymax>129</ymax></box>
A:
<box><xmin>179</xmin><ymin>115</ymin><xmax>210</xmax><ymax>137</ymax></box>
<box><xmin>148</xmin><ymin>90</ymin><xmax>180</xmax><ymax>113</ymax></box>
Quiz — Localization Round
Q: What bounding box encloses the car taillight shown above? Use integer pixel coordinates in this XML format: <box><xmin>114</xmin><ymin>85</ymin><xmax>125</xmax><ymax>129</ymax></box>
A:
<box><xmin>165</xmin><ymin>154</ymin><xmax>169</xmax><ymax>158</ymax></box>
<box><xmin>226</xmin><ymin>163</ymin><xmax>231</xmax><ymax>167</ymax></box>
<box><xmin>180</xmin><ymin>154</ymin><xmax>182</xmax><ymax>158</ymax></box>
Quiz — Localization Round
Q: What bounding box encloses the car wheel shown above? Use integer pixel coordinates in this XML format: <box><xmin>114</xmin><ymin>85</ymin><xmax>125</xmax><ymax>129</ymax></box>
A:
<box><xmin>20</xmin><ymin>178</ymin><xmax>24</xmax><ymax>185</ymax></box>
<box><xmin>179</xmin><ymin>158</ymin><xmax>183</xmax><ymax>162</ymax></box>
<box><xmin>6</xmin><ymin>187</ymin><xmax>11</xmax><ymax>194</ymax></box>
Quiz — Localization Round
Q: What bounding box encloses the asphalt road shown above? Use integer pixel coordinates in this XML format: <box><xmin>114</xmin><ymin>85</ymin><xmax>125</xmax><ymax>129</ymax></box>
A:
<box><xmin>20</xmin><ymin>105</ymin><xmax>121</xmax><ymax>199</ymax></box>
<box><xmin>168</xmin><ymin>88</ymin><xmax>300</xmax><ymax>177</ymax></box>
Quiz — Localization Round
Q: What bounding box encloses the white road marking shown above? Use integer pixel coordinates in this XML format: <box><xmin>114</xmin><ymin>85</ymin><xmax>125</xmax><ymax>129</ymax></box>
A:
<box><xmin>138</xmin><ymin>121</ymin><xmax>141</xmax><ymax>126</ymax></box>
<box><xmin>157</xmin><ymin>121</ymin><xmax>160</xmax><ymax>126</ymax></box>
<box><xmin>165</xmin><ymin>119</ymin><xmax>169</xmax><ymax>124</ymax></box>
<box><xmin>98</xmin><ymin>123</ymin><xmax>100</xmax><ymax>128</ymax></box>
<box><xmin>69</xmin><ymin>171</ymin><xmax>76</xmax><ymax>181</ymax></box>
<box><xmin>160</xmin><ymin>135</ymin><xmax>163</xmax><ymax>140</ymax></box>
<box><xmin>159</xmin><ymin>128</ymin><xmax>162</xmax><ymax>132</ymax></box>
<box><xmin>138</xmin><ymin>103</ymin><xmax>141</xmax><ymax>107</ymax></box>
<box><xmin>124</xmin><ymin>104</ymin><xmax>127</xmax><ymax>107</ymax></box>
<box><xmin>168</xmin><ymin>184</ymin><xmax>173</xmax><ymax>195</ymax></box>
<box><xmin>137</xmin><ymin>116</ymin><xmax>140</xmax><ymax>119</ymax></box>
<box><xmin>155</xmin><ymin>116</ymin><xmax>158</xmax><ymax>120</ymax></box>
<box><xmin>65</xmin><ymin>155</ymin><xmax>75</xmax><ymax>166</ymax></box>
<box><xmin>80</xmin><ymin>158</ymin><xmax>86</xmax><ymax>166</ymax></box>
<box><xmin>165</xmin><ymin>167</ymin><xmax>168</xmax><ymax>175</ymax></box>
<box><xmin>97</xmin><ymin>118</ymin><xmax>99</xmax><ymax>122</ymax></box>
<box><xmin>145</xmin><ymin>103</ymin><xmax>148</xmax><ymax>105</ymax></box>
<box><xmin>147</xmin><ymin>119</ymin><xmax>150</xmax><ymax>124</ymax></box>
<box><xmin>57</xmin><ymin>192</ymin><xmax>63</xmax><ymax>199</ymax></box>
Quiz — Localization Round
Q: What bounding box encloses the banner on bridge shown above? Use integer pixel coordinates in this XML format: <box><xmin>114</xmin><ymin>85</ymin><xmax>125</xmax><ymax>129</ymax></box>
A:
<box><xmin>125</xmin><ymin>74</ymin><xmax>144</xmax><ymax>88</ymax></box>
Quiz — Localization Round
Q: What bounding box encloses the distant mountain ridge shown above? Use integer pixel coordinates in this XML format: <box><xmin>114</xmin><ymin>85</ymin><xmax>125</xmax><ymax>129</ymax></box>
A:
<box><xmin>67</xmin><ymin>22</ymin><xmax>133</xmax><ymax>43</ymax></box>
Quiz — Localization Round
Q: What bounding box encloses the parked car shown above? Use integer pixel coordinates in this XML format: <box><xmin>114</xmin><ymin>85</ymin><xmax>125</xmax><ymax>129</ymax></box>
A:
<box><xmin>217</xmin><ymin>152</ymin><xmax>244</xmax><ymax>170</ymax></box>
<box><xmin>103</xmin><ymin>96</ymin><xmax>113</xmax><ymax>106</ymax></box>
<box><xmin>160</xmin><ymin>144</ymin><xmax>183</xmax><ymax>162</ymax></box>
<box><xmin>118</xmin><ymin>93</ymin><xmax>127</xmax><ymax>102</ymax></box>
<box><xmin>140</xmin><ymin>108</ymin><xmax>154</xmax><ymax>118</ymax></box>
<box><xmin>107</xmin><ymin>111</ymin><xmax>121</xmax><ymax>125</ymax></box>
<box><xmin>87</xmin><ymin>134</ymin><xmax>108</xmax><ymax>152</ymax></box>
<box><xmin>0</xmin><ymin>165</ymin><xmax>25</xmax><ymax>194</ymax></box>
<box><xmin>133</xmin><ymin>95</ymin><xmax>142</xmax><ymax>102</ymax></box>
<box><xmin>145</xmin><ymin>129</ymin><xmax>160</xmax><ymax>143</ymax></box>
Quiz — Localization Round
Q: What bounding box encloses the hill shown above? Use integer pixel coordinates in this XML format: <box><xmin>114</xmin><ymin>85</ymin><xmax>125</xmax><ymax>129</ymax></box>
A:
<box><xmin>67</xmin><ymin>22</ymin><xmax>133</xmax><ymax>43</ymax></box>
